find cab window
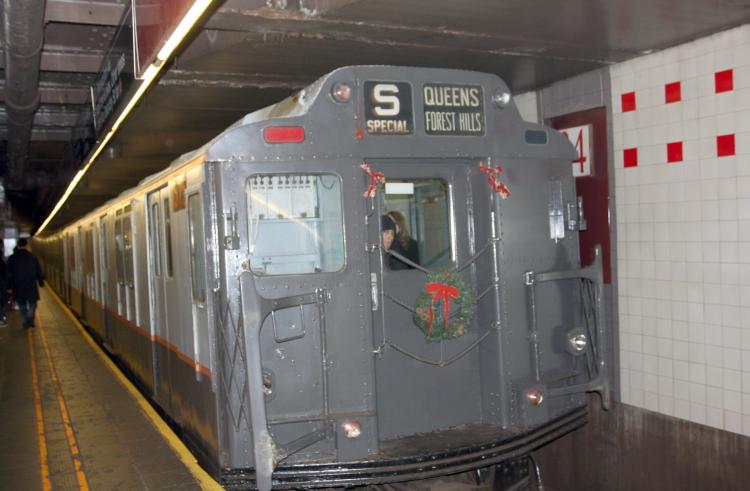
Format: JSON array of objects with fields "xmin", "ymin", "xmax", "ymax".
[
  {"xmin": 381, "ymin": 178, "xmax": 452, "ymax": 270},
  {"xmin": 246, "ymin": 173, "xmax": 345, "ymax": 275}
]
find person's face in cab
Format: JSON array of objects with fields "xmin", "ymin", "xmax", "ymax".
[{"xmin": 382, "ymin": 229, "xmax": 395, "ymax": 251}]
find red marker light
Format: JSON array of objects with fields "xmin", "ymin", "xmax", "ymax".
[{"xmin": 263, "ymin": 126, "xmax": 305, "ymax": 144}]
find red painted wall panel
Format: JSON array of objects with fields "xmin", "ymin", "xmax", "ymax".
[{"xmin": 550, "ymin": 107, "xmax": 612, "ymax": 284}]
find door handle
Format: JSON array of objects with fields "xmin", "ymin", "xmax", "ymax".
[{"xmin": 370, "ymin": 273, "xmax": 379, "ymax": 311}]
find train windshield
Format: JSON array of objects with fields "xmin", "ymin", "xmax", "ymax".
[{"xmin": 246, "ymin": 173, "xmax": 345, "ymax": 275}]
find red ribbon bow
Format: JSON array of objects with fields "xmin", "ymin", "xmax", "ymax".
[
  {"xmin": 425, "ymin": 282, "xmax": 460, "ymax": 336},
  {"xmin": 360, "ymin": 163, "xmax": 385, "ymax": 198},
  {"xmin": 478, "ymin": 162, "xmax": 511, "ymax": 199}
]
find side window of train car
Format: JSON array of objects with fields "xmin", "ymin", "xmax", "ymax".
[
  {"xmin": 99, "ymin": 216, "xmax": 107, "ymax": 270},
  {"xmin": 122, "ymin": 205, "xmax": 134, "ymax": 287},
  {"xmin": 381, "ymin": 178, "xmax": 453, "ymax": 270},
  {"xmin": 77, "ymin": 226, "xmax": 83, "ymax": 266},
  {"xmin": 246, "ymin": 173, "xmax": 345, "ymax": 275},
  {"xmin": 164, "ymin": 198, "xmax": 174, "ymax": 277},
  {"xmin": 188, "ymin": 193, "xmax": 206, "ymax": 302},
  {"xmin": 114, "ymin": 211, "xmax": 124, "ymax": 284},
  {"xmin": 67, "ymin": 235, "xmax": 76, "ymax": 275},
  {"xmin": 86, "ymin": 228, "xmax": 95, "ymax": 296},
  {"xmin": 150, "ymin": 202, "xmax": 161, "ymax": 276}
]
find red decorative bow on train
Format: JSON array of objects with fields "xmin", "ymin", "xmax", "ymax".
[
  {"xmin": 424, "ymin": 282, "xmax": 459, "ymax": 336},
  {"xmin": 478, "ymin": 162, "xmax": 511, "ymax": 199},
  {"xmin": 360, "ymin": 163, "xmax": 385, "ymax": 198}
]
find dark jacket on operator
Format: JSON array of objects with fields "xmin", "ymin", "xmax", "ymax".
[
  {"xmin": 389, "ymin": 238, "xmax": 420, "ymax": 270},
  {"xmin": 7, "ymin": 248, "xmax": 44, "ymax": 302}
]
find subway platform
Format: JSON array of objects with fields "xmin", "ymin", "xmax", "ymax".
[{"xmin": 0, "ymin": 288, "xmax": 221, "ymax": 490}]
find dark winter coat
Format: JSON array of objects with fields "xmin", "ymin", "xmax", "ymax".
[
  {"xmin": 7, "ymin": 249, "xmax": 44, "ymax": 302},
  {"xmin": 389, "ymin": 238, "xmax": 420, "ymax": 270}
]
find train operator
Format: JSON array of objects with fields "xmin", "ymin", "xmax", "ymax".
[{"xmin": 382, "ymin": 213, "xmax": 420, "ymax": 270}]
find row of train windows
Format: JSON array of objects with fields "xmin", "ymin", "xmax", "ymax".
[{"xmin": 65, "ymin": 194, "xmax": 207, "ymax": 306}]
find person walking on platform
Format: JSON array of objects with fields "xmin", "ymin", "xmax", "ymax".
[{"xmin": 7, "ymin": 238, "xmax": 44, "ymax": 329}]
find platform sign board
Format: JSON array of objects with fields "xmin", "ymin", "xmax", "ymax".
[
  {"xmin": 90, "ymin": 22, "xmax": 135, "ymax": 134},
  {"xmin": 559, "ymin": 124, "xmax": 593, "ymax": 177},
  {"xmin": 132, "ymin": 0, "xmax": 194, "ymax": 79}
]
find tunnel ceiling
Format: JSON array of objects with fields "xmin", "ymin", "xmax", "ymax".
[{"xmin": 4, "ymin": 0, "xmax": 749, "ymax": 233}]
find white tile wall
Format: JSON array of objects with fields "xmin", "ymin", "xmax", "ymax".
[{"xmin": 612, "ymin": 24, "xmax": 750, "ymax": 436}]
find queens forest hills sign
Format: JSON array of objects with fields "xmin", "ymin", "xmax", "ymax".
[{"xmin": 365, "ymin": 82, "xmax": 484, "ymax": 136}]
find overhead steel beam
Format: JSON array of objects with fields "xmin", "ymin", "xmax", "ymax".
[
  {"xmin": 0, "ymin": 107, "xmax": 89, "ymax": 127},
  {"xmin": 0, "ymin": 83, "xmax": 89, "ymax": 104},
  {"xmin": 220, "ymin": 0, "xmax": 362, "ymax": 16},
  {"xmin": 0, "ymin": 49, "xmax": 104, "ymax": 73},
  {"xmin": 0, "ymin": 128, "xmax": 72, "ymax": 141},
  {"xmin": 205, "ymin": 2, "xmax": 622, "ymax": 64},
  {"xmin": 41, "ymin": 49, "xmax": 104, "ymax": 73},
  {"xmin": 45, "ymin": 0, "xmax": 127, "ymax": 26},
  {"xmin": 160, "ymin": 69, "xmax": 310, "ymax": 90}
]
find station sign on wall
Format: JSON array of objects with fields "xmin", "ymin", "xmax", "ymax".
[{"xmin": 559, "ymin": 124, "xmax": 593, "ymax": 177}]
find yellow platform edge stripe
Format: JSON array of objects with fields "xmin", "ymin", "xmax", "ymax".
[
  {"xmin": 28, "ymin": 329, "xmax": 52, "ymax": 491},
  {"xmin": 47, "ymin": 289, "xmax": 223, "ymax": 490}
]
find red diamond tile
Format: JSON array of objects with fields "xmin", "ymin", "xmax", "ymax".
[
  {"xmin": 621, "ymin": 91, "xmax": 636, "ymax": 112},
  {"xmin": 667, "ymin": 141, "xmax": 683, "ymax": 163},
  {"xmin": 717, "ymin": 134, "xmax": 735, "ymax": 157},
  {"xmin": 624, "ymin": 148, "xmax": 638, "ymax": 168},
  {"xmin": 715, "ymin": 69, "xmax": 734, "ymax": 93},
  {"xmin": 665, "ymin": 81, "xmax": 681, "ymax": 104}
]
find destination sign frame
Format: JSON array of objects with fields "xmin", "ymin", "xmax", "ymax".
[{"xmin": 422, "ymin": 83, "xmax": 485, "ymax": 136}]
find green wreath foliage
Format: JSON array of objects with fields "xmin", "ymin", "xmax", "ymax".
[{"xmin": 413, "ymin": 271, "xmax": 476, "ymax": 342}]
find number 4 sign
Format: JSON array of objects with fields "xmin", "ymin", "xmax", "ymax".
[{"xmin": 560, "ymin": 124, "xmax": 592, "ymax": 177}]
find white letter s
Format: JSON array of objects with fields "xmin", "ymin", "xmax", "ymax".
[{"xmin": 373, "ymin": 84, "xmax": 400, "ymax": 117}]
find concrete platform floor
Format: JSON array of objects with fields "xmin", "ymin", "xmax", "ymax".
[{"xmin": 0, "ymin": 288, "xmax": 220, "ymax": 490}]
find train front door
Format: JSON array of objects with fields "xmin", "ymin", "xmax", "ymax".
[
  {"xmin": 147, "ymin": 188, "xmax": 172, "ymax": 407},
  {"xmin": 366, "ymin": 160, "xmax": 483, "ymax": 437}
]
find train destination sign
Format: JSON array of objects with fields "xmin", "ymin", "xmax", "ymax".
[
  {"xmin": 423, "ymin": 84, "xmax": 484, "ymax": 136},
  {"xmin": 364, "ymin": 81, "xmax": 414, "ymax": 135}
]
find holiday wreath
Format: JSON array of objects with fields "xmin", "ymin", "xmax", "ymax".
[{"xmin": 413, "ymin": 271, "xmax": 476, "ymax": 342}]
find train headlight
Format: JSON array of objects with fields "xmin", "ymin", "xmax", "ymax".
[
  {"xmin": 492, "ymin": 89, "xmax": 511, "ymax": 108},
  {"xmin": 524, "ymin": 388, "xmax": 544, "ymax": 407},
  {"xmin": 331, "ymin": 82, "xmax": 352, "ymax": 103},
  {"xmin": 341, "ymin": 419, "xmax": 362, "ymax": 439}
]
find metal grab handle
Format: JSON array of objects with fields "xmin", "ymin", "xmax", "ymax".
[{"xmin": 523, "ymin": 245, "xmax": 610, "ymax": 409}]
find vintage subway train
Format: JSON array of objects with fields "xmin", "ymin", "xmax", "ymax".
[{"xmin": 34, "ymin": 66, "xmax": 607, "ymax": 490}]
